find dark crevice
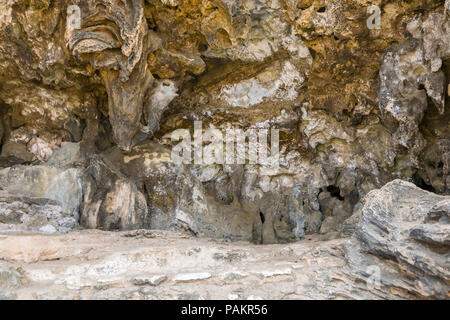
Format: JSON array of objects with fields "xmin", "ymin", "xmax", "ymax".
[
  {"xmin": 198, "ymin": 43, "xmax": 208, "ymax": 52},
  {"xmin": 309, "ymin": 48, "xmax": 316, "ymax": 59},
  {"xmin": 149, "ymin": 24, "xmax": 158, "ymax": 32},
  {"xmin": 413, "ymin": 173, "xmax": 436, "ymax": 193},
  {"xmin": 327, "ymin": 185, "xmax": 344, "ymax": 201},
  {"xmin": 259, "ymin": 211, "xmax": 265, "ymax": 224}
]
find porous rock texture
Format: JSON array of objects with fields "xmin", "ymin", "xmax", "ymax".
[{"xmin": 0, "ymin": 0, "xmax": 449, "ymax": 299}]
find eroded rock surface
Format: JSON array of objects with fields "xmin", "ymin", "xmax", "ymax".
[
  {"xmin": 0, "ymin": 0, "xmax": 448, "ymax": 261},
  {"xmin": 0, "ymin": 165, "xmax": 84, "ymax": 233},
  {"xmin": 345, "ymin": 180, "xmax": 450, "ymax": 299},
  {"xmin": 0, "ymin": 180, "xmax": 448, "ymax": 300}
]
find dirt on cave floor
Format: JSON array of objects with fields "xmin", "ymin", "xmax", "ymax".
[{"xmin": 0, "ymin": 229, "xmax": 376, "ymax": 300}]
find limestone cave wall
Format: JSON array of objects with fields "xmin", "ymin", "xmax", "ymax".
[{"xmin": 0, "ymin": 0, "xmax": 448, "ymax": 244}]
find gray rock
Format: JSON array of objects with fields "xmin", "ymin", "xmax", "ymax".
[
  {"xmin": 98, "ymin": 142, "xmax": 257, "ymax": 241},
  {"xmin": 0, "ymin": 192, "xmax": 76, "ymax": 233},
  {"xmin": 80, "ymin": 157, "xmax": 148, "ymax": 230},
  {"xmin": 222, "ymin": 271, "xmax": 248, "ymax": 281},
  {"xmin": 320, "ymin": 216, "xmax": 339, "ymax": 234},
  {"xmin": 379, "ymin": 12, "xmax": 449, "ymax": 150},
  {"xmin": 47, "ymin": 142, "xmax": 82, "ymax": 168},
  {"xmin": 427, "ymin": 200, "xmax": 450, "ymax": 222},
  {"xmin": 345, "ymin": 180, "xmax": 450, "ymax": 299},
  {"xmin": 173, "ymin": 272, "xmax": 212, "ymax": 282},
  {"xmin": 0, "ymin": 267, "xmax": 22, "ymax": 290},
  {"xmin": 0, "ymin": 165, "xmax": 84, "ymax": 232},
  {"xmin": 421, "ymin": 140, "xmax": 450, "ymax": 194},
  {"xmin": 340, "ymin": 203, "xmax": 363, "ymax": 237}
]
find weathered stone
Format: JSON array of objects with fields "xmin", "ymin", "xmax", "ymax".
[
  {"xmin": 0, "ymin": 267, "xmax": 22, "ymax": 290},
  {"xmin": 133, "ymin": 275, "xmax": 167, "ymax": 286},
  {"xmin": 345, "ymin": 180, "xmax": 450, "ymax": 299},
  {"xmin": 80, "ymin": 157, "xmax": 148, "ymax": 230},
  {"xmin": 0, "ymin": 166, "xmax": 84, "ymax": 232},
  {"xmin": 47, "ymin": 142, "xmax": 82, "ymax": 168},
  {"xmin": 222, "ymin": 271, "xmax": 248, "ymax": 281},
  {"xmin": 66, "ymin": 0, "xmax": 155, "ymax": 151},
  {"xmin": 0, "ymin": 0, "xmax": 448, "ymax": 239},
  {"xmin": 99, "ymin": 142, "xmax": 257, "ymax": 240},
  {"xmin": 0, "ymin": 210, "xmax": 445, "ymax": 300},
  {"xmin": 173, "ymin": 272, "xmax": 212, "ymax": 283},
  {"xmin": 252, "ymin": 268, "xmax": 292, "ymax": 278},
  {"xmin": 0, "ymin": 0, "xmax": 448, "ymax": 301},
  {"xmin": 379, "ymin": 12, "xmax": 449, "ymax": 150},
  {"xmin": 1, "ymin": 141, "xmax": 34, "ymax": 163},
  {"xmin": 0, "ymin": 191, "xmax": 76, "ymax": 233},
  {"xmin": 340, "ymin": 204, "xmax": 362, "ymax": 237}
]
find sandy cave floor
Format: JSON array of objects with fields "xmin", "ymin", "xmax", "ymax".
[{"xmin": 0, "ymin": 230, "xmax": 374, "ymax": 300}]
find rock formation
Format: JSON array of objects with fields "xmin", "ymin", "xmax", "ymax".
[
  {"xmin": 346, "ymin": 180, "xmax": 449, "ymax": 299},
  {"xmin": 0, "ymin": 0, "xmax": 449, "ymax": 299}
]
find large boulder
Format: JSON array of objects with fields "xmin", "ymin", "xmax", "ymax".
[{"xmin": 345, "ymin": 180, "xmax": 450, "ymax": 299}]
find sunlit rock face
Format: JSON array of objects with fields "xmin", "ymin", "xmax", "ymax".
[{"xmin": 0, "ymin": 0, "xmax": 448, "ymax": 245}]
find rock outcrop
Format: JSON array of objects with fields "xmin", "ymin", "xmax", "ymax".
[{"xmin": 345, "ymin": 180, "xmax": 450, "ymax": 299}]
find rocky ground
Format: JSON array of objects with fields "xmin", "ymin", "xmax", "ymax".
[{"xmin": 0, "ymin": 231, "xmax": 358, "ymax": 300}]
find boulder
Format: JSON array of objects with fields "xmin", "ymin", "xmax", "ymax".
[
  {"xmin": 98, "ymin": 142, "xmax": 257, "ymax": 241},
  {"xmin": 345, "ymin": 180, "xmax": 450, "ymax": 299},
  {"xmin": 0, "ymin": 165, "xmax": 84, "ymax": 232}
]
